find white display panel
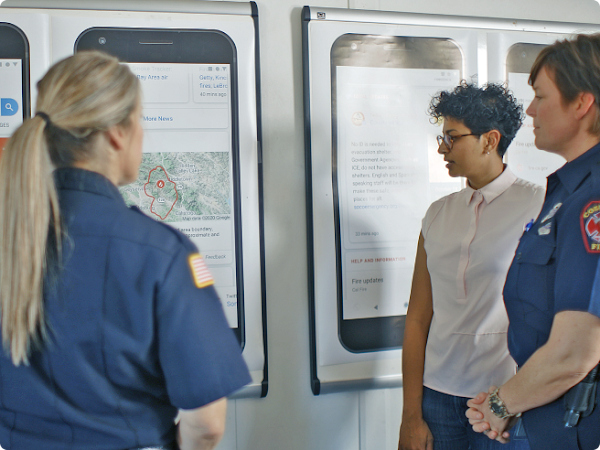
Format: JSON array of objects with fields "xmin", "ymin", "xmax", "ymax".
[
  {"xmin": 304, "ymin": 6, "xmax": 600, "ymax": 395},
  {"xmin": 121, "ymin": 62, "xmax": 239, "ymax": 328},
  {"xmin": 53, "ymin": 8, "xmax": 265, "ymax": 392},
  {"xmin": 0, "ymin": 59, "xmax": 22, "ymax": 152},
  {"xmin": 305, "ymin": 11, "xmax": 479, "ymax": 393},
  {"xmin": 336, "ymin": 66, "xmax": 461, "ymax": 321},
  {"xmin": 0, "ymin": 4, "xmax": 266, "ymax": 400},
  {"xmin": 506, "ymin": 71, "xmax": 565, "ymax": 185},
  {"xmin": 0, "ymin": 14, "xmax": 49, "ymax": 155},
  {"xmin": 487, "ymin": 33, "xmax": 572, "ymax": 186}
]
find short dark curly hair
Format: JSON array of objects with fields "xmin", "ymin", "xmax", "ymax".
[{"xmin": 428, "ymin": 82, "xmax": 525, "ymax": 158}]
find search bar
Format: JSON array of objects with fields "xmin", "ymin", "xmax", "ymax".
[{"xmin": 142, "ymin": 108, "xmax": 228, "ymax": 130}]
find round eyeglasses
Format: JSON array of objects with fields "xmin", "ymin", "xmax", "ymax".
[{"xmin": 436, "ymin": 133, "xmax": 480, "ymax": 150}]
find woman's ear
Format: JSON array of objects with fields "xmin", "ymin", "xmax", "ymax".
[
  {"xmin": 104, "ymin": 123, "xmax": 128, "ymax": 153},
  {"xmin": 573, "ymin": 92, "xmax": 596, "ymax": 120},
  {"xmin": 483, "ymin": 130, "xmax": 501, "ymax": 155}
]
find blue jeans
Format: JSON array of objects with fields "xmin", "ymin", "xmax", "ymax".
[{"xmin": 422, "ymin": 386, "xmax": 530, "ymax": 450}]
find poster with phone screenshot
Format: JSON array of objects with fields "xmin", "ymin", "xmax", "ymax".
[
  {"xmin": 335, "ymin": 66, "xmax": 461, "ymax": 321},
  {"xmin": 0, "ymin": 59, "xmax": 23, "ymax": 154},
  {"xmin": 119, "ymin": 62, "xmax": 239, "ymax": 327},
  {"xmin": 506, "ymin": 72, "xmax": 564, "ymax": 185}
]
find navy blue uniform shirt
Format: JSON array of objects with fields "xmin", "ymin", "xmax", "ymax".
[
  {"xmin": 0, "ymin": 168, "xmax": 250, "ymax": 450},
  {"xmin": 504, "ymin": 142, "xmax": 600, "ymax": 450}
]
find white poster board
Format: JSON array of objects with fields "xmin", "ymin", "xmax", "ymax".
[
  {"xmin": 0, "ymin": 11, "xmax": 48, "ymax": 151},
  {"xmin": 304, "ymin": 7, "xmax": 479, "ymax": 394},
  {"xmin": 486, "ymin": 31, "xmax": 579, "ymax": 186},
  {"xmin": 303, "ymin": 6, "xmax": 600, "ymax": 394},
  {"xmin": 0, "ymin": 1, "xmax": 267, "ymax": 398}
]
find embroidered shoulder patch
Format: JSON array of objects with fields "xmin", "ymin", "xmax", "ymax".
[
  {"xmin": 188, "ymin": 253, "xmax": 214, "ymax": 288},
  {"xmin": 581, "ymin": 201, "xmax": 600, "ymax": 253}
]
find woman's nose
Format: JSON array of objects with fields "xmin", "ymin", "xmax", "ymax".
[{"xmin": 526, "ymin": 100, "xmax": 535, "ymax": 117}]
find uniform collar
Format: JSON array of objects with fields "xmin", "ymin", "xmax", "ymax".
[
  {"xmin": 465, "ymin": 165, "xmax": 517, "ymax": 205},
  {"xmin": 553, "ymin": 141, "xmax": 600, "ymax": 194},
  {"xmin": 54, "ymin": 167, "xmax": 125, "ymax": 204}
]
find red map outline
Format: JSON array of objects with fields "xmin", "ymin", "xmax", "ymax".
[{"xmin": 143, "ymin": 166, "xmax": 178, "ymax": 220}]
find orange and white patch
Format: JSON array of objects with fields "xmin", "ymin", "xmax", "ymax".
[{"xmin": 188, "ymin": 253, "xmax": 214, "ymax": 288}]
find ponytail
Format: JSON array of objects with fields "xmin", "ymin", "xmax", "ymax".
[
  {"xmin": 0, "ymin": 50, "xmax": 139, "ymax": 365},
  {"xmin": 0, "ymin": 115, "xmax": 61, "ymax": 365}
]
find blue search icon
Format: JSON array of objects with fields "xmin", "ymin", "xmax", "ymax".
[{"xmin": 1, "ymin": 98, "xmax": 18, "ymax": 116}]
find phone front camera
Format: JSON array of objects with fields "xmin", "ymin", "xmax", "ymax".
[{"xmin": 99, "ymin": 37, "xmax": 107, "ymax": 45}]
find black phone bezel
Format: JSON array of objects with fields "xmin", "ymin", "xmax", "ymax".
[
  {"xmin": 506, "ymin": 42, "xmax": 546, "ymax": 75},
  {"xmin": 74, "ymin": 27, "xmax": 245, "ymax": 348},
  {"xmin": 0, "ymin": 22, "xmax": 30, "ymax": 122},
  {"xmin": 331, "ymin": 34, "xmax": 462, "ymax": 352}
]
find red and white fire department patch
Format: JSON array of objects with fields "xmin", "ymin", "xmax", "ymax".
[
  {"xmin": 581, "ymin": 201, "xmax": 600, "ymax": 253},
  {"xmin": 188, "ymin": 253, "xmax": 214, "ymax": 288}
]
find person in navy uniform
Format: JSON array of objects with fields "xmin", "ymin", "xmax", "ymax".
[
  {"xmin": 466, "ymin": 34, "xmax": 600, "ymax": 450},
  {"xmin": 0, "ymin": 51, "xmax": 250, "ymax": 450}
]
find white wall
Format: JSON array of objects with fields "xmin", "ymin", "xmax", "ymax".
[{"xmin": 232, "ymin": 2, "xmax": 362, "ymax": 448}]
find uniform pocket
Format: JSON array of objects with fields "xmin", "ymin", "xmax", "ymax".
[{"xmin": 514, "ymin": 235, "xmax": 555, "ymax": 312}]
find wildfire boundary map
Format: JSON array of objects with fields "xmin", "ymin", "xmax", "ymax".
[{"xmin": 120, "ymin": 151, "xmax": 231, "ymax": 222}]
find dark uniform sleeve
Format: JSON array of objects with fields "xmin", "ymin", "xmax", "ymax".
[
  {"xmin": 554, "ymin": 194, "xmax": 600, "ymax": 317},
  {"xmin": 589, "ymin": 258, "xmax": 600, "ymax": 319},
  {"xmin": 529, "ymin": 198, "xmax": 600, "ymax": 450},
  {"xmin": 155, "ymin": 242, "xmax": 250, "ymax": 410}
]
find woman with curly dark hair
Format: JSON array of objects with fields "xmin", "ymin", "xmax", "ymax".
[{"xmin": 398, "ymin": 82, "xmax": 544, "ymax": 450}]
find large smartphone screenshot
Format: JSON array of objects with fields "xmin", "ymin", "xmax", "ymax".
[
  {"xmin": 332, "ymin": 35, "xmax": 462, "ymax": 351},
  {"xmin": 0, "ymin": 23, "xmax": 29, "ymax": 155},
  {"xmin": 75, "ymin": 29, "xmax": 244, "ymax": 344}
]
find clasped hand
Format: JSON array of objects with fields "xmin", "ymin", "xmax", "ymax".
[{"xmin": 465, "ymin": 386, "xmax": 515, "ymax": 444}]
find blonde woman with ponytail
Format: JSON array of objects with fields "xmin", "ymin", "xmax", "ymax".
[{"xmin": 0, "ymin": 51, "xmax": 249, "ymax": 450}]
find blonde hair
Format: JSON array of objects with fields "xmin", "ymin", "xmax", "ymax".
[{"xmin": 0, "ymin": 51, "xmax": 140, "ymax": 365}]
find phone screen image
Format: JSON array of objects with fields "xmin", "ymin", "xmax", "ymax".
[
  {"xmin": 75, "ymin": 29, "xmax": 243, "ymax": 343},
  {"xmin": 505, "ymin": 43, "xmax": 564, "ymax": 186},
  {"xmin": 123, "ymin": 62, "xmax": 238, "ymax": 329},
  {"xmin": 331, "ymin": 35, "xmax": 462, "ymax": 352},
  {"xmin": 0, "ymin": 23, "xmax": 29, "ymax": 155}
]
